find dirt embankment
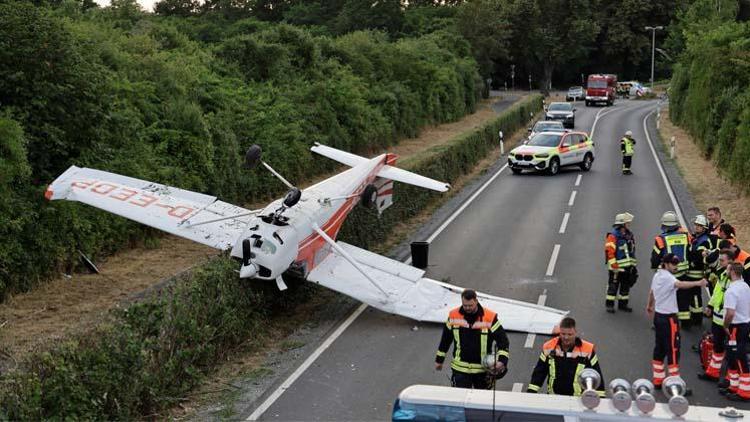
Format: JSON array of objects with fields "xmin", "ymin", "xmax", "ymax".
[
  {"xmin": 0, "ymin": 94, "xmax": 527, "ymax": 367},
  {"xmin": 658, "ymin": 105, "xmax": 750, "ymax": 246}
]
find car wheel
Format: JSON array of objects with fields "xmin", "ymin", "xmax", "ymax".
[
  {"xmin": 580, "ymin": 153, "xmax": 593, "ymax": 171},
  {"xmin": 547, "ymin": 158, "xmax": 560, "ymax": 176},
  {"xmin": 511, "ymin": 167, "xmax": 523, "ymax": 175}
]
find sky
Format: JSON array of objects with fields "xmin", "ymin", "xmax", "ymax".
[{"xmin": 94, "ymin": 0, "xmax": 157, "ymax": 12}]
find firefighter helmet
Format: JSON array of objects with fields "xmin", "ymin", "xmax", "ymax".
[
  {"xmin": 661, "ymin": 211, "xmax": 679, "ymax": 227},
  {"xmin": 614, "ymin": 214, "xmax": 627, "ymax": 225},
  {"xmin": 622, "ymin": 212, "xmax": 634, "ymax": 223},
  {"xmin": 693, "ymin": 214, "xmax": 708, "ymax": 227},
  {"xmin": 625, "ymin": 130, "xmax": 633, "ymax": 137}
]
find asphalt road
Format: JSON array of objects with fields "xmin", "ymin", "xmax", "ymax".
[{"xmin": 247, "ymin": 99, "xmax": 729, "ymax": 421}]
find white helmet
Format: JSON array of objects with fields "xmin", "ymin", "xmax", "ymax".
[
  {"xmin": 625, "ymin": 130, "xmax": 633, "ymax": 137},
  {"xmin": 693, "ymin": 214, "xmax": 708, "ymax": 227},
  {"xmin": 614, "ymin": 214, "xmax": 626, "ymax": 225},
  {"xmin": 661, "ymin": 211, "xmax": 679, "ymax": 227},
  {"xmin": 622, "ymin": 212, "xmax": 634, "ymax": 223}
]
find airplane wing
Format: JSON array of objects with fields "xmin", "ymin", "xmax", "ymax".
[
  {"xmin": 307, "ymin": 242, "xmax": 567, "ymax": 334},
  {"xmin": 310, "ymin": 144, "xmax": 450, "ymax": 193},
  {"xmin": 45, "ymin": 166, "xmax": 253, "ymax": 250}
]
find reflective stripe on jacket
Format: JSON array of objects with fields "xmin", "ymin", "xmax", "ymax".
[
  {"xmin": 605, "ymin": 231, "xmax": 636, "ymax": 270},
  {"xmin": 527, "ymin": 337, "xmax": 605, "ymax": 397},
  {"xmin": 651, "ymin": 228, "xmax": 691, "ymax": 276},
  {"xmin": 621, "ymin": 137, "xmax": 635, "ymax": 156},
  {"xmin": 436, "ymin": 305, "xmax": 510, "ymax": 374}
]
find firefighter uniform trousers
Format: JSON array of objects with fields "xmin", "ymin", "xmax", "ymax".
[
  {"xmin": 686, "ymin": 232, "xmax": 716, "ymax": 325},
  {"xmin": 726, "ymin": 323, "xmax": 750, "ymax": 398},
  {"xmin": 653, "ymin": 312, "xmax": 681, "ymax": 387}
]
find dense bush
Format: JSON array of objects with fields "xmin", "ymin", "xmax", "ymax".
[
  {"xmin": 0, "ymin": 1, "xmax": 481, "ymax": 300},
  {"xmin": 669, "ymin": 20, "xmax": 750, "ymax": 188},
  {"xmin": 0, "ymin": 96, "xmax": 541, "ymax": 420}
]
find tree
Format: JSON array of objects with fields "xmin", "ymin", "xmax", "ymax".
[
  {"xmin": 454, "ymin": 0, "xmax": 512, "ymax": 78},
  {"xmin": 154, "ymin": 0, "xmax": 201, "ymax": 16},
  {"xmin": 333, "ymin": 0, "xmax": 405, "ymax": 35}
]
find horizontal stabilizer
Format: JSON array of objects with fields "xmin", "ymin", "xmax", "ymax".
[
  {"xmin": 307, "ymin": 242, "xmax": 566, "ymax": 334},
  {"xmin": 45, "ymin": 166, "xmax": 251, "ymax": 250},
  {"xmin": 310, "ymin": 143, "xmax": 450, "ymax": 193}
]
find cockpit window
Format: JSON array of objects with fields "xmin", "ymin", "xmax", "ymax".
[{"xmin": 259, "ymin": 238, "xmax": 277, "ymax": 255}]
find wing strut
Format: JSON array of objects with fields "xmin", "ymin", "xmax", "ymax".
[{"xmin": 311, "ymin": 223, "xmax": 389, "ymax": 302}]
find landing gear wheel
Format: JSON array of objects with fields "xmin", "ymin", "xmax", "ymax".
[
  {"xmin": 580, "ymin": 153, "xmax": 593, "ymax": 171},
  {"xmin": 511, "ymin": 167, "xmax": 523, "ymax": 175},
  {"xmin": 360, "ymin": 184, "xmax": 378, "ymax": 209},
  {"xmin": 547, "ymin": 158, "xmax": 560, "ymax": 176}
]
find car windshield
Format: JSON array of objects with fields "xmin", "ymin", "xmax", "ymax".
[
  {"xmin": 534, "ymin": 122, "xmax": 563, "ymax": 132},
  {"xmin": 588, "ymin": 80, "xmax": 607, "ymax": 88},
  {"xmin": 548, "ymin": 103, "xmax": 572, "ymax": 111},
  {"xmin": 568, "ymin": 87, "xmax": 582, "ymax": 92},
  {"xmin": 527, "ymin": 133, "xmax": 561, "ymax": 147}
]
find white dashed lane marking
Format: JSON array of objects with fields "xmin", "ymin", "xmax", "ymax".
[
  {"xmin": 545, "ymin": 245, "xmax": 561, "ymax": 277},
  {"xmin": 568, "ymin": 190, "xmax": 577, "ymax": 207},
  {"xmin": 559, "ymin": 212, "xmax": 570, "ymax": 234}
]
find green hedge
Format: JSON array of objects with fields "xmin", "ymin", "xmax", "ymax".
[
  {"xmin": 0, "ymin": 95, "xmax": 541, "ymax": 420},
  {"xmin": 669, "ymin": 22, "xmax": 750, "ymax": 187},
  {"xmin": 0, "ymin": 2, "xmax": 481, "ymax": 300}
]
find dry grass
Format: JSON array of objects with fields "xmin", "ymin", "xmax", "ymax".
[
  {"xmin": 658, "ymin": 105, "xmax": 750, "ymax": 246},
  {"xmin": 0, "ymin": 96, "xmax": 524, "ymax": 367}
]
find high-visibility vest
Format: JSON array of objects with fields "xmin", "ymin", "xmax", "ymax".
[
  {"xmin": 446, "ymin": 307, "xmax": 502, "ymax": 374},
  {"xmin": 605, "ymin": 231, "xmax": 636, "ymax": 270},
  {"xmin": 709, "ymin": 269, "xmax": 730, "ymax": 327},
  {"xmin": 540, "ymin": 337, "xmax": 597, "ymax": 396},
  {"xmin": 621, "ymin": 137, "xmax": 635, "ymax": 156},
  {"xmin": 654, "ymin": 229, "xmax": 690, "ymax": 276}
]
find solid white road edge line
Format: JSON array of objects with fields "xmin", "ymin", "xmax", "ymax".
[
  {"xmin": 575, "ymin": 174, "xmax": 582, "ymax": 187},
  {"xmin": 246, "ymin": 303, "xmax": 368, "ymax": 420},
  {"xmin": 247, "ymin": 160, "xmax": 513, "ymax": 420},
  {"xmin": 524, "ymin": 290, "xmax": 548, "ymax": 348},
  {"xmin": 546, "ymin": 245, "xmax": 561, "ymax": 277},
  {"xmin": 559, "ymin": 212, "xmax": 570, "ymax": 234},
  {"xmin": 642, "ymin": 110, "xmax": 687, "ymax": 227},
  {"xmin": 568, "ymin": 190, "xmax": 577, "ymax": 207},
  {"xmin": 512, "ymin": 383, "xmax": 524, "ymax": 392}
]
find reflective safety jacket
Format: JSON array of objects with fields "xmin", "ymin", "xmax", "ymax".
[
  {"xmin": 735, "ymin": 248, "xmax": 750, "ymax": 284},
  {"xmin": 435, "ymin": 305, "xmax": 510, "ymax": 374},
  {"xmin": 621, "ymin": 136, "xmax": 635, "ymax": 156},
  {"xmin": 708, "ymin": 268, "xmax": 730, "ymax": 327},
  {"xmin": 651, "ymin": 227, "xmax": 691, "ymax": 277},
  {"xmin": 686, "ymin": 232, "xmax": 718, "ymax": 280},
  {"xmin": 605, "ymin": 229, "xmax": 636, "ymax": 271},
  {"xmin": 527, "ymin": 337, "xmax": 605, "ymax": 397}
]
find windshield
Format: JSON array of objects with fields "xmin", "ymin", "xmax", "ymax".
[
  {"xmin": 548, "ymin": 103, "xmax": 572, "ymax": 111},
  {"xmin": 588, "ymin": 80, "xmax": 607, "ymax": 88},
  {"xmin": 527, "ymin": 133, "xmax": 561, "ymax": 147},
  {"xmin": 568, "ymin": 87, "xmax": 582, "ymax": 92},
  {"xmin": 259, "ymin": 238, "xmax": 277, "ymax": 255},
  {"xmin": 534, "ymin": 122, "xmax": 563, "ymax": 132}
]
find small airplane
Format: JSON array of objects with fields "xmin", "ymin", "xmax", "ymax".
[{"xmin": 46, "ymin": 143, "xmax": 566, "ymax": 334}]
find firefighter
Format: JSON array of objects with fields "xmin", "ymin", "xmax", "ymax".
[
  {"xmin": 728, "ymin": 244, "xmax": 750, "ymax": 284},
  {"xmin": 698, "ymin": 249, "xmax": 733, "ymax": 384},
  {"xmin": 621, "ymin": 130, "xmax": 636, "ymax": 175},
  {"xmin": 605, "ymin": 213, "xmax": 637, "ymax": 312},
  {"xmin": 721, "ymin": 262, "xmax": 750, "ymax": 401},
  {"xmin": 707, "ymin": 207, "xmax": 726, "ymax": 237},
  {"xmin": 527, "ymin": 316, "xmax": 605, "ymax": 397},
  {"xmin": 435, "ymin": 289, "xmax": 510, "ymax": 389},
  {"xmin": 686, "ymin": 215, "xmax": 718, "ymax": 325},
  {"xmin": 651, "ymin": 211, "xmax": 693, "ymax": 326},
  {"xmin": 646, "ymin": 253, "xmax": 707, "ymax": 390}
]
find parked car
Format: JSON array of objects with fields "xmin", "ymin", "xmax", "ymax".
[
  {"xmin": 508, "ymin": 131, "xmax": 595, "ymax": 175},
  {"xmin": 629, "ymin": 82, "xmax": 652, "ymax": 97},
  {"xmin": 527, "ymin": 120, "xmax": 565, "ymax": 139},
  {"xmin": 545, "ymin": 102, "xmax": 576, "ymax": 128},
  {"xmin": 566, "ymin": 86, "xmax": 584, "ymax": 101}
]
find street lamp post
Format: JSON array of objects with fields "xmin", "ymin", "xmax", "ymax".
[
  {"xmin": 511, "ymin": 64, "xmax": 515, "ymax": 90},
  {"xmin": 528, "ymin": 74, "xmax": 532, "ymax": 92},
  {"xmin": 645, "ymin": 26, "xmax": 664, "ymax": 89}
]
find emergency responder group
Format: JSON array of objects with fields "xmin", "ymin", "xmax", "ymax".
[{"xmin": 435, "ymin": 203, "xmax": 750, "ymax": 402}]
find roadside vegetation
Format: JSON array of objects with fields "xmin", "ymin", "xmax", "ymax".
[{"xmin": 0, "ymin": 96, "xmax": 541, "ymax": 420}]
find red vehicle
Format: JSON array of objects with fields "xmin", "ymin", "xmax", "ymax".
[{"xmin": 585, "ymin": 74, "xmax": 617, "ymax": 106}]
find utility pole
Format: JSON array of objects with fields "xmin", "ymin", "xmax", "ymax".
[
  {"xmin": 645, "ymin": 26, "xmax": 664, "ymax": 89},
  {"xmin": 528, "ymin": 74, "xmax": 532, "ymax": 92},
  {"xmin": 511, "ymin": 64, "xmax": 515, "ymax": 90}
]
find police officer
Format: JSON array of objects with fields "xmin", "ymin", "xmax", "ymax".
[
  {"xmin": 621, "ymin": 130, "xmax": 636, "ymax": 175},
  {"xmin": 527, "ymin": 316, "xmax": 605, "ymax": 397},
  {"xmin": 686, "ymin": 215, "xmax": 718, "ymax": 325},
  {"xmin": 647, "ymin": 253, "xmax": 707, "ymax": 390},
  {"xmin": 698, "ymin": 249, "xmax": 733, "ymax": 384},
  {"xmin": 722, "ymin": 262, "xmax": 750, "ymax": 401},
  {"xmin": 435, "ymin": 289, "xmax": 510, "ymax": 389},
  {"xmin": 651, "ymin": 211, "xmax": 693, "ymax": 326},
  {"xmin": 605, "ymin": 213, "xmax": 637, "ymax": 312}
]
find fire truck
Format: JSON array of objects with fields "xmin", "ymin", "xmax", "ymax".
[{"xmin": 585, "ymin": 74, "xmax": 617, "ymax": 106}]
